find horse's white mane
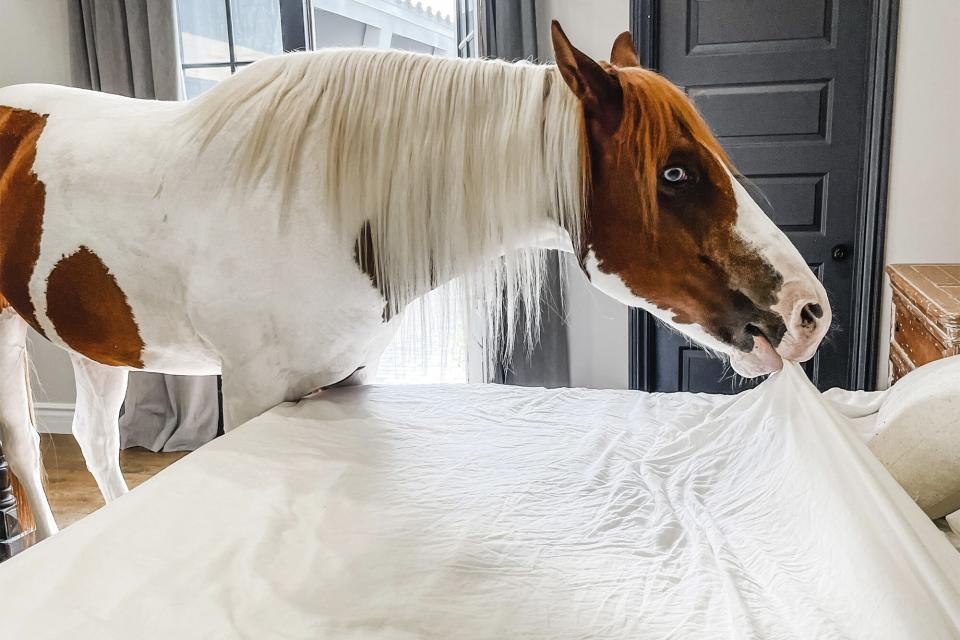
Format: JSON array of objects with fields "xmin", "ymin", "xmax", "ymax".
[{"xmin": 182, "ymin": 48, "xmax": 585, "ymax": 353}]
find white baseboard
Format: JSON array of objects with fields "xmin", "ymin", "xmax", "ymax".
[{"xmin": 34, "ymin": 402, "xmax": 75, "ymax": 435}]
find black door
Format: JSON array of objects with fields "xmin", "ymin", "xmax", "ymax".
[{"xmin": 633, "ymin": 0, "xmax": 875, "ymax": 392}]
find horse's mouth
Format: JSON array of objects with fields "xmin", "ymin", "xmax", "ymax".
[{"xmin": 729, "ymin": 333, "xmax": 784, "ymax": 378}]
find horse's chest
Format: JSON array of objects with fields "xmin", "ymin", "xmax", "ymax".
[{"xmin": 133, "ymin": 220, "xmax": 391, "ymax": 380}]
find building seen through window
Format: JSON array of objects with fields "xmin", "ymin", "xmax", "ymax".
[{"xmin": 178, "ymin": 0, "xmax": 460, "ymax": 98}]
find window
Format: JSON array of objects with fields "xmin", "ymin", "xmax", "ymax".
[
  {"xmin": 177, "ymin": 0, "xmax": 283, "ymax": 98},
  {"xmin": 374, "ymin": 288, "xmax": 471, "ymax": 384},
  {"xmin": 176, "ymin": 0, "xmax": 479, "ymax": 383},
  {"xmin": 178, "ymin": 1, "xmax": 477, "ymax": 97},
  {"xmin": 309, "ymin": 0, "xmax": 458, "ymax": 56}
]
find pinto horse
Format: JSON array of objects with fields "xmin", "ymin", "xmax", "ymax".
[{"xmin": 0, "ymin": 24, "xmax": 829, "ymax": 539}]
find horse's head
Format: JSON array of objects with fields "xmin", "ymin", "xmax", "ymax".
[{"xmin": 552, "ymin": 23, "xmax": 830, "ymax": 377}]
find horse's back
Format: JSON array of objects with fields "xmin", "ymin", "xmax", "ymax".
[{"xmin": 0, "ymin": 82, "xmax": 161, "ymax": 114}]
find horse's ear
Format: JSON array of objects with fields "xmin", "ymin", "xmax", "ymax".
[
  {"xmin": 610, "ymin": 32, "xmax": 640, "ymax": 68},
  {"xmin": 551, "ymin": 21, "xmax": 622, "ymax": 134}
]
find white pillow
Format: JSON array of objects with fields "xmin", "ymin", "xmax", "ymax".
[{"xmin": 869, "ymin": 355, "xmax": 960, "ymax": 519}]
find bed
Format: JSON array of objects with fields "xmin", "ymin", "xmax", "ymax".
[{"xmin": 1, "ymin": 363, "xmax": 958, "ymax": 639}]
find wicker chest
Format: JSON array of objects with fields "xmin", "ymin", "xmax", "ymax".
[{"xmin": 886, "ymin": 264, "xmax": 960, "ymax": 384}]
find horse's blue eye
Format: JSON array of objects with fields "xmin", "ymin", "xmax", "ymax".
[{"xmin": 662, "ymin": 166, "xmax": 688, "ymax": 183}]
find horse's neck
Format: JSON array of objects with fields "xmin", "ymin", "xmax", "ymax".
[
  {"xmin": 317, "ymin": 53, "xmax": 583, "ymax": 315},
  {"xmin": 393, "ymin": 218, "xmax": 574, "ymax": 312},
  {"xmin": 181, "ymin": 51, "xmax": 584, "ymax": 326}
]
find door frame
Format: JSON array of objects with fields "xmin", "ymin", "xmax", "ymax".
[{"xmin": 627, "ymin": 0, "xmax": 900, "ymax": 391}]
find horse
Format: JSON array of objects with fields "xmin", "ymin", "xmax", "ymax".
[{"xmin": 0, "ymin": 23, "xmax": 830, "ymax": 540}]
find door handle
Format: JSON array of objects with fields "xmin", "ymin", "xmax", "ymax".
[{"xmin": 831, "ymin": 244, "xmax": 851, "ymax": 261}]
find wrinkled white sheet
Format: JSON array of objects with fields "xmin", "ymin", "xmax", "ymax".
[{"xmin": 2, "ymin": 363, "xmax": 959, "ymax": 639}]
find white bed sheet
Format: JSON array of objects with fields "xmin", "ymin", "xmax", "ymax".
[{"xmin": 1, "ymin": 364, "xmax": 959, "ymax": 639}]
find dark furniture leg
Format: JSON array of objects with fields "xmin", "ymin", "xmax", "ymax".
[{"xmin": 0, "ymin": 447, "xmax": 34, "ymax": 561}]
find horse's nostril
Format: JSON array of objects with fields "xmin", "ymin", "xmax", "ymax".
[
  {"xmin": 744, "ymin": 321, "xmax": 784, "ymax": 347},
  {"xmin": 744, "ymin": 323, "xmax": 763, "ymax": 338},
  {"xmin": 800, "ymin": 303, "xmax": 822, "ymax": 327}
]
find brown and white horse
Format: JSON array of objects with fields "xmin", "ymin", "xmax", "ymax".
[{"xmin": 0, "ymin": 24, "xmax": 829, "ymax": 539}]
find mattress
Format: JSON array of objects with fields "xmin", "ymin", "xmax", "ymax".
[{"xmin": 1, "ymin": 363, "xmax": 958, "ymax": 639}]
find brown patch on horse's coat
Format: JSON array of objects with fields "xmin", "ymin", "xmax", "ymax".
[
  {"xmin": 46, "ymin": 246, "xmax": 145, "ymax": 368},
  {"xmin": 0, "ymin": 107, "xmax": 49, "ymax": 335},
  {"xmin": 354, "ymin": 221, "xmax": 392, "ymax": 321},
  {"xmin": 552, "ymin": 26, "xmax": 786, "ymax": 352}
]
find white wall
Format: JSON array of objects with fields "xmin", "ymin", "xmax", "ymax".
[
  {"xmin": 536, "ymin": 0, "xmax": 631, "ymax": 389},
  {"xmin": 877, "ymin": 0, "xmax": 960, "ymax": 387},
  {"xmin": 0, "ymin": 2, "xmax": 74, "ymax": 88},
  {"xmin": 1, "ymin": 1, "xmax": 79, "ymax": 407}
]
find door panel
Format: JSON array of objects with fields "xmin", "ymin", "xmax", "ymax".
[
  {"xmin": 689, "ymin": 81, "xmax": 831, "ymax": 140},
  {"xmin": 690, "ymin": 0, "xmax": 833, "ymax": 51},
  {"xmin": 644, "ymin": 0, "xmax": 870, "ymax": 392},
  {"xmin": 745, "ymin": 173, "xmax": 826, "ymax": 230}
]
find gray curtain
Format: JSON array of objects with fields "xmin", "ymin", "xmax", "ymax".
[
  {"xmin": 119, "ymin": 375, "xmax": 220, "ymax": 452},
  {"xmin": 71, "ymin": 0, "xmax": 219, "ymax": 452},
  {"xmin": 71, "ymin": 0, "xmax": 184, "ymax": 100},
  {"xmin": 480, "ymin": 0, "xmax": 538, "ymax": 61},
  {"xmin": 481, "ymin": 0, "xmax": 571, "ymax": 388}
]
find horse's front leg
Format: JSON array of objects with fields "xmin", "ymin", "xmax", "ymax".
[{"xmin": 69, "ymin": 354, "xmax": 129, "ymax": 502}]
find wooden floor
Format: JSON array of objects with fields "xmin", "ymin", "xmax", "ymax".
[{"xmin": 39, "ymin": 433, "xmax": 188, "ymax": 528}]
